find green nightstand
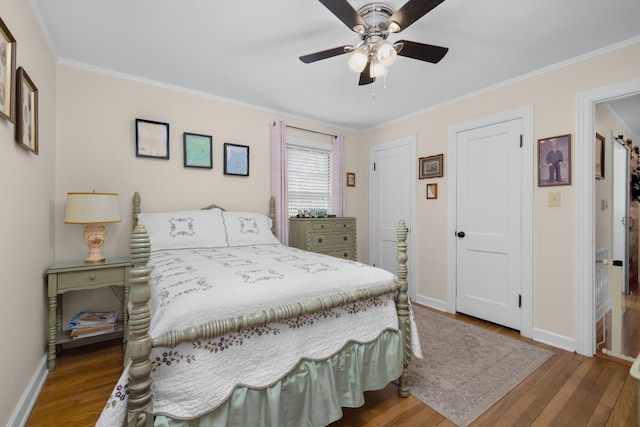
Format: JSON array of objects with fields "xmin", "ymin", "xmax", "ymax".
[{"xmin": 46, "ymin": 257, "xmax": 131, "ymax": 371}]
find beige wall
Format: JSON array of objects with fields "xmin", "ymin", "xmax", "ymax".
[
  {"xmin": 358, "ymin": 43, "xmax": 640, "ymax": 343},
  {"xmin": 0, "ymin": 1, "xmax": 57, "ymax": 425}
]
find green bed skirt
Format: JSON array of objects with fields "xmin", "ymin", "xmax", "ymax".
[{"xmin": 154, "ymin": 328, "xmax": 403, "ymax": 427}]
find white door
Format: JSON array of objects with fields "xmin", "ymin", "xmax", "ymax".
[
  {"xmin": 456, "ymin": 119, "xmax": 522, "ymax": 330},
  {"xmin": 611, "ymin": 133, "xmax": 629, "ymax": 294},
  {"xmin": 371, "ymin": 137, "xmax": 415, "ymax": 295}
]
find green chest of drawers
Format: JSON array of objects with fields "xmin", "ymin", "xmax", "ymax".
[{"xmin": 289, "ymin": 217, "xmax": 356, "ymax": 261}]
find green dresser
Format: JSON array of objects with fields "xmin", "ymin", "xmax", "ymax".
[{"xmin": 289, "ymin": 217, "xmax": 357, "ymax": 261}]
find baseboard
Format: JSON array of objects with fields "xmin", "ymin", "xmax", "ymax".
[
  {"xmin": 6, "ymin": 353, "xmax": 48, "ymax": 427},
  {"xmin": 532, "ymin": 327, "xmax": 576, "ymax": 352},
  {"xmin": 412, "ymin": 294, "xmax": 447, "ymax": 312}
]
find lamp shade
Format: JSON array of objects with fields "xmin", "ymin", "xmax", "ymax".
[
  {"xmin": 376, "ymin": 41, "xmax": 397, "ymax": 66},
  {"xmin": 369, "ymin": 57, "xmax": 387, "ymax": 78},
  {"xmin": 348, "ymin": 46, "xmax": 369, "ymax": 73},
  {"xmin": 64, "ymin": 192, "xmax": 121, "ymax": 224}
]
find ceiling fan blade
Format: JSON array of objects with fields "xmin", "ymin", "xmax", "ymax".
[
  {"xmin": 387, "ymin": 0, "xmax": 446, "ymax": 32},
  {"xmin": 359, "ymin": 62, "xmax": 375, "ymax": 86},
  {"xmin": 396, "ymin": 40, "xmax": 448, "ymax": 63},
  {"xmin": 299, "ymin": 46, "xmax": 351, "ymax": 64},
  {"xmin": 319, "ymin": 0, "xmax": 368, "ymax": 32}
]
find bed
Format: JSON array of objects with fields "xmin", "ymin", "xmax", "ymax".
[{"xmin": 98, "ymin": 192, "xmax": 417, "ymax": 427}]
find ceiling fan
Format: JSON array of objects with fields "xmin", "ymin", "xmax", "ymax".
[{"xmin": 299, "ymin": 0, "xmax": 449, "ymax": 86}]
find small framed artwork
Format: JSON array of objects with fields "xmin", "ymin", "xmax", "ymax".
[
  {"xmin": 15, "ymin": 67, "xmax": 38, "ymax": 154},
  {"xmin": 538, "ymin": 134, "xmax": 571, "ymax": 186},
  {"xmin": 224, "ymin": 143, "xmax": 249, "ymax": 176},
  {"xmin": 346, "ymin": 172, "xmax": 356, "ymax": 187},
  {"xmin": 595, "ymin": 132, "xmax": 605, "ymax": 180},
  {"xmin": 183, "ymin": 132, "xmax": 212, "ymax": 169},
  {"xmin": 0, "ymin": 17, "xmax": 17, "ymax": 122},
  {"xmin": 419, "ymin": 154, "xmax": 444, "ymax": 179},
  {"xmin": 426, "ymin": 183, "xmax": 438, "ymax": 199},
  {"xmin": 135, "ymin": 118, "xmax": 169, "ymax": 159}
]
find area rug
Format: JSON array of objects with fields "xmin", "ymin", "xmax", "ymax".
[{"xmin": 408, "ymin": 306, "xmax": 553, "ymax": 426}]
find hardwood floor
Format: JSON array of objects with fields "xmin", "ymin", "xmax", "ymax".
[
  {"xmin": 25, "ymin": 308, "xmax": 638, "ymax": 427},
  {"xmin": 596, "ymin": 292, "xmax": 640, "ymax": 358}
]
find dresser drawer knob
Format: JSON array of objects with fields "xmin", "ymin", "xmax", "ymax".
[
  {"xmin": 89, "ymin": 274, "xmax": 97, "ymax": 281},
  {"xmin": 318, "ymin": 238, "xmax": 323, "ymax": 243},
  {"xmin": 343, "ymin": 236, "xmax": 347, "ymax": 241}
]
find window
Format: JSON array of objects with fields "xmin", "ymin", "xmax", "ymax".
[{"xmin": 286, "ymin": 139, "xmax": 332, "ymax": 218}]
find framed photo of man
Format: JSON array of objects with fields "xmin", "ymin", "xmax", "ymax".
[{"xmin": 538, "ymin": 134, "xmax": 571, "ymax": 187}]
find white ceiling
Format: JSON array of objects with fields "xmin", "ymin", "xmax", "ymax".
[{"xmin": 31, "ymin": 0, "xmax": 640, "ymax": 133}]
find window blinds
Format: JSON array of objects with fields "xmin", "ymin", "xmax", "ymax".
[{"xmin": 286, "ymin": 144, "xmax": 332, "ymax": 218}]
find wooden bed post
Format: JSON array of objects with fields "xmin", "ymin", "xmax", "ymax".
[
  {"xmin": 127, "ymin": 223, "xmax": 154, "ymax": 426},
  {"xmin": 269, "ymin": 196, "xmax": 276, "ymax": 235},
  {"xmin": 396, "ymin": 219, "xmax": 411, "ymax": 398},
  {"xmin": 132, "ymin": 191, "xmax": 141, "ymax": 229}
]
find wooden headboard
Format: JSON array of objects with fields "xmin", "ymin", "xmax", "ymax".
[{"xmin": 132, "ymin": 192, "xmax": 277, "ymax": 235}]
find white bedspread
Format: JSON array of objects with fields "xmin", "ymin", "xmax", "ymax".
[{"xmin": 98, "ymin": 244, "xmax": 418, "ymax": 424}]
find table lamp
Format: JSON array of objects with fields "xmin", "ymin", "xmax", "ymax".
[{"xmin": 64, "ymin": 191, "xmax": 121, "ymax": 263}]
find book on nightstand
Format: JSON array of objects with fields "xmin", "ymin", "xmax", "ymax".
[
  {"xmin": 69, "ymin": 323, "xmax": 117, "ymax": 338},
  {"xmin": 68, "ymin": 311, "xmax": 118, "ymax": 329},
  {"xmin": 67, "ymin": 311, "xmax": 118, "ymax": 339}
]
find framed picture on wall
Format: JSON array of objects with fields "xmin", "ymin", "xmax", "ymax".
[
  {"xmin": 419, "ymin": 154, "xmax": 444, "ymax": 179},
  {"xmin": 15, "ymin": 67, "xmax": 38, "ymax": 154},
  {"xmin": 595, "ymin": 132, "xmax": 605, "ymax": 180},
  {"xmin": 183, "ymin": 132, "xmax": 212, "ymax": 169},
  {"xmin": 426, "ymin": 183, "xmax": 438, "ymax": 199},
  {"xmin": 346, "ymin": 172, "xmax": 356, "ymax": 187},
  {"xmin": 0, "ymin": 17, "xmax": 17, "ymax": 122},
  {"xmin": 538, "ymin": 134, "xmax": 571, "ymax": 186},
  {"xmin": 224, "ymin": 143, "xmax": 249, "ymax": 176},
  {"xmin": 136, "ymin": 118, "xmax": 170, "ymax": 159}
]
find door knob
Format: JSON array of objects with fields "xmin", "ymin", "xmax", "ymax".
[{"xmin": 457, "ymin": 231, "xmax": 465, "ymax": 238}]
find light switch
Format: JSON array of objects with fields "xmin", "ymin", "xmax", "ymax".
[
  {"xmin": 601, "ymin": 199, "xmax": 608, "ymax": 210},
  {"xmin": 549, "ymin": 192, "xmax": 561, "ymax": 207}
]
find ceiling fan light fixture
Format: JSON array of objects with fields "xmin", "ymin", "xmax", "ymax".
[
  {"xmin": 387, "ymin": 20, "xmax": 401, "ymax": 33},
  {"xmin": 369, "ymin": 57, "xmax": 387, "ymax": 78},
  {"xmin": 348, "ymin": 46, "xmax": 369, "ymax": 73},
  {"xmin": 376, "ymin": 41, "xmax": 397, "ymax": 66},
  {"xmin": 352, "ymin": 24, "xmax": 367, "ymax": 35}
]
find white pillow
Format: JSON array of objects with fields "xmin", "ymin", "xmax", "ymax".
[
  {"xmin": 222, "ymin": 211, "xmax": 280, "ymax": 246},
  {"xmin": 137, "ymin": 209, "xmax": 228, "ymax": 251}
]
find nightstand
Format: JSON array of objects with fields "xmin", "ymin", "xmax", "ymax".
[
  {"xmin": 289, "ymin": 217, "xmax": 357, "ymax": 260},
  {"xmin": 46, "ymin": 257, "xmax": 131, "ymax": 371}
]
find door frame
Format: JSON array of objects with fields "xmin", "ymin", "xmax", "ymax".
[
  {"xmin": 447, "ymin": 105, "xmax": 534, "ymax": 338},
  {"xmin": 576, "ymin": 77, "xmax": 640, "ymax": 356},
  {"xmin": 369, "ymin": 135, "xmax": 417, "ymax": 301}
]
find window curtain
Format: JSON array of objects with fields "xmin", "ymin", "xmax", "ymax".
[
  {"xmin": 332, "ymin": 134, "xmax": 345, "ymax": 217},
  {"xmin": 271, "ymin": 120, "xmax": 288, "ymax": 244}
]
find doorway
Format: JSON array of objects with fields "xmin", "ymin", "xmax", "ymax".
[
  {"xmin": 576, "ymin": 76, "xmax": 640, "ymax": 357},
  {"xmin": 593, "ymin": 107, "xmax": 640, "ymax": 360}
]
